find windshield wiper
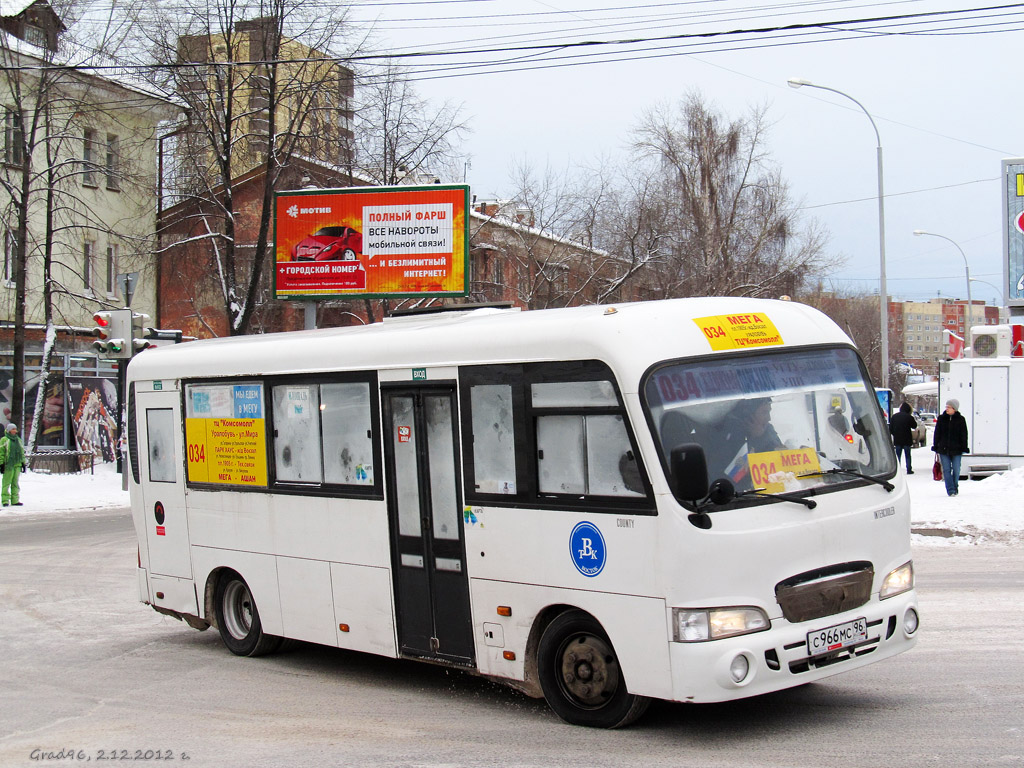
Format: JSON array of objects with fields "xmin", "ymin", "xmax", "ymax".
[
  {"xmin": 799, "ymin": 467, "xmax": 894, "ymax": 492},
  {"xmin": 734, "ymin": 488, "xmax": 817, "ymax": 509}
]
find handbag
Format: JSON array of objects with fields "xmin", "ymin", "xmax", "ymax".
[{"xmin": 932, "ymin": 457, "xmax": 943, "ymax": 481}]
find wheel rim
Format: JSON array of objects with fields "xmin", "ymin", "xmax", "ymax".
[
  {"xmin": 555, "ymin": 632, "xmax": 621, "ymax": 709},
  {"xmin": 222, "ymin": 580, "xmax": 253, "ymax": 640}
]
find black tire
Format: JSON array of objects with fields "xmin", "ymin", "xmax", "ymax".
[
  {"xmin": 537, "ymin": 610, "xmax": 649, "ymax": 728},
  {"xmin": 341, "ymin": 248, "xmax": 357, "ymax": 260},
  {"xmin": 214, "ymin": 572, "xmax": 282, "ymax": 657}
]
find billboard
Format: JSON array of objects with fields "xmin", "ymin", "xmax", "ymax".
[
  {"xmin": 66, "ymin": 376, "xmax": 118, "ymax": 463},
  {"xmin": 274, "ymin": 185, "xmax": 469, "ymax": 300},
  {"xmin": 1002, "ymin": 159, "xmax": 1024, "ymax": 308}
]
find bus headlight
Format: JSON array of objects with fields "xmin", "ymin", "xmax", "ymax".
[
  {"xmin": 672, "ymin": 607, "xmax": 770, "ymax": 642},
  {"xmin": 880, "ymin": 561, "xmax": 914, "ymax": 599}
]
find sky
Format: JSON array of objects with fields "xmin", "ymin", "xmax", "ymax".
[
  {"xmin": 4, "ymin": 450, "xmax": 1022, "ymax": 545},
  {"xmin": 343, "ymin": 0, "xmax": 1024, "ymax": 308}
]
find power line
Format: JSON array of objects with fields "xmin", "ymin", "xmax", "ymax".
[
  {"xmin": 797, "ymin": 177, "xmax": 1001, "ymax": 211},
  {"xmin": 5, "ymin": 2, "xmax": 1023, "ymax": 73}
]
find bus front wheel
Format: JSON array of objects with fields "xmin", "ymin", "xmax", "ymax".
[
  {"xmin": 214, "ymin": 572, "xmax": 282, "ymax": 657},
  {"xmin": 537, "ymin": 610, "xmax": 649, "ymax": 728}
]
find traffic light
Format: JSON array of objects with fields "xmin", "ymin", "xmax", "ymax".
[
  {"xmin": 91, "ymin": 308, "xmax": 132, "ymax": 358},
  {"xmin": 131, "ymin": 312, "xmax": 152, "ymax": 353}
]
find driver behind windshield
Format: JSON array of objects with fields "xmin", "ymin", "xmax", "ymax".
[{"xmin": 709, "ymin": 398, "xmax": 784, "ymax": 487}]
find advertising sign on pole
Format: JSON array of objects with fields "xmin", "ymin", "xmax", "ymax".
[
  {"xmin": 1002, "ymin": 158, "xmax": 1024, "ymax": 309},
  {"xmin": 274, "ymin": 184, "xmax": 470, "ymax": 300}
]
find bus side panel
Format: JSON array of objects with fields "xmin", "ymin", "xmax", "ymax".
[
  {"xmin": 129, "ymin": 482, "xmax": 150, "ymax": 602},
  {"xmin": 148, "ymin": 575, "xmax": 199, "ymax": 616},
  {"xmin": 191, "ymin": 546, "xmax": 284, "ymax": 637},
  {"xmin": 186, "ymin": 491, "xmax": 390, "ymax": 569},
  {"xmin": 278, "ymin": 557, "xmax": 338, "ymax": 647},
  {"xmin": 468, "ymin": 578, "xmax": 672, "ymax": 700},
  {"xmin": 330, "ymin": 563, "xmax": 398, "ymax": 657},
  {"xmin": 463, "ymin": 508, "xmax": 662, "ymax": 608}
]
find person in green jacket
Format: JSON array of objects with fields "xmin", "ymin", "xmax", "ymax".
[{"xmin": 0, "ymin": 423, "xmax": 27, "ymax": 506}]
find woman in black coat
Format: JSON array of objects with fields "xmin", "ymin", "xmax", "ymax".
[
  {"xmin": 889, "ymin": 402, "xmax": 917, "ymax": 474},
  {"xmin": 932, "ymin": 398, "xmax": 969, "ymax": 496}
]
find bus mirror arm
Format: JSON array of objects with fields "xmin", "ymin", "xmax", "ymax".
[{"xmin": 669, "ymin": 444, "xmax": 724, "ymax": 529}]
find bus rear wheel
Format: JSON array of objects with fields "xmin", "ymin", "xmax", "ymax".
[
  {"xmin": 537, "ymin": 610, "xmax": 649, "ymax": 728},
  {"xmin": 214, "ymin": 572, "xmax": 282, "ymax": 657}
]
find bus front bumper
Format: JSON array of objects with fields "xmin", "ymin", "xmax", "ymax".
[{"xmin": 666, "ymin": 591, "xmax": 919, "ymax": 703}]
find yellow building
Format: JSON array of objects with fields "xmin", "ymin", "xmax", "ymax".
[{"xmin": 175, "ymin": 17, "xmax": 354, "ymax": 188}]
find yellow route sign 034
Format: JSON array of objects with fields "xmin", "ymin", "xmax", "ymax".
[
  {"xmin": 748, "ymin": 447, "xmax": 821, "ymax": 493},
  {"xmin": 185, "ymin": 383, "xmax": 268, "ymax": 486},
  {"xmin": 694, "ymin": 313, "xmax": 784, "ymax": 351}
]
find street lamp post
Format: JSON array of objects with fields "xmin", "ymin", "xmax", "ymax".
[
  {"xmin": 968, "ymin": 277, "xmax": 1005, "ymax": 323},
  {"xmin": 787, "ymin": 78, "xmax": 889, "ymax": 389},
  {"xmin": 913, "ymin": 230, "xmax": 973, "ymax": 339}
]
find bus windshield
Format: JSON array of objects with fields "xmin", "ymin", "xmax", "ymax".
[{"xmin": 644, "ymin": 347, "xmax": 896, "ymax": 501}]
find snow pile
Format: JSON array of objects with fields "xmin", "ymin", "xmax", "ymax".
[
  {"xmin": 905, "ymin": 447, "xmax": 1024, "ymax": 545},
  {"xmin": 1, "ymin": 461, "xmax": 128, "ymax": 514}
]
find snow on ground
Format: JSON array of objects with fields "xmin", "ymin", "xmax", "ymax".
[
  {"xmin": 2, "ymin": 445, "xmax": 1021, "ymax": 545},
  {"xmin": 1, "ymin": 460, "xmax": 128, "ymax": 514},
  {"xmin": 903, "ymin": 444, "xmax": 1023, "ymax": 546}
]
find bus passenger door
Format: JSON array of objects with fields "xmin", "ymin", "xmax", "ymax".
[
  {"xmin": 383, "ymin": 387, "xmax": 474, "ymax": 666},
  {"xmin": 136, "ymin": 389, "xmax": 191, "ymax": 579}
]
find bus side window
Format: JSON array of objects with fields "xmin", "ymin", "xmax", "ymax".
[
  {"xmin": 146, "ymin": 408, "xmax": 177, "ymax": 483},
  {"xmin": 273, "ymin": 384, "xmax": 323, "ymax": 483},
  {"xmin": 321, "ymin": 382, "xmax": 374, "ymax": 485},
  {"xmin": 533, "ymin": 381, "xmax": 644, "ymax": 499},
  {"xmin": 460, "ymin": 361, "xmax": 653, "ymax": 511},
  {"xmin": 537, "ymin": 412, "xmax": 642, "ymax": 498},
  {"xmin": 268, "ymin": 378, "xmax": 380, "ymax": 490},
  {"xmin": 469, "ymin": 384, "xmax": 517, "ymax": 494}
]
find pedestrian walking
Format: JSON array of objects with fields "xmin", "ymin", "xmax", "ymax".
[
  {"xmin": 0, "ymin": 423, "xmax": 27, "ymax": 506},
  {"xmin": 932, "ymin": 399, "xmax": 969, "ymax": 496},
  {"xmin": 889, "ymin": 401, "xmax": 917, "ymax": 474}
]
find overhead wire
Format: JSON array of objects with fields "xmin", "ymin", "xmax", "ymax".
[{"xmin": 4, "ymin": 3, "xmax": 1018, "ymax": 168}]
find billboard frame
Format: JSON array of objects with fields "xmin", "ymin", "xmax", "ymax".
[
  {"xmin": 273, "ymin": 184, "xmax": 471, "ymax": 302},
  {"xmin": 1002, "ymin": 158, "xmax": 1024, "ymax": 310}
]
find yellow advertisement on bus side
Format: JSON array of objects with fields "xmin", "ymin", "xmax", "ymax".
[{"xmin": 185, "ymin": 383, "xmax": 268, "ymax": 487}]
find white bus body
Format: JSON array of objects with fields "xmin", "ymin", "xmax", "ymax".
[{"xmin": 126, "ymin": 298, "xmax": 918, "ymax": 727}]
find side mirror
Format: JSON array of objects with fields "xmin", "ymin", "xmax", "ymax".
[{"xmin": 669, "ymin": 443, "xmax": 709, "ymax": 502}]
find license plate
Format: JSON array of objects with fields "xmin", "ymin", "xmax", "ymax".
[{"xmin": 806, "ymin": 617, "xmax": 868, "ymax": 655}]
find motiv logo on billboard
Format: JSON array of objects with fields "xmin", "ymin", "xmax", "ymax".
[{"xmin": 287, "ymin": 204, "xmax": 332, "ymax": 218}]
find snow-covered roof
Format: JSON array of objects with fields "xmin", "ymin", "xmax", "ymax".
[
  {"xmin": 470, "ymin": 209, "xmax": 609, "ymax": 259},
  {"xmin": 903, "ymin": 381, "xmax": 939, "ymax": 396},
  {"xmin": 0, "ymin": 0, "xmax": 36, "ymax": 18},
  {"xmin": 0, "ymin": 30, "xmax": 178, "ymax": 106}
]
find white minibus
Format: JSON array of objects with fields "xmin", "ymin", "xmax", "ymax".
[{"xmin": 126, "ymin": 297, "xmax": 918, "ymax": 728}]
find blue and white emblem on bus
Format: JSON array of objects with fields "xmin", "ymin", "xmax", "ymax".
[{"xmin": 570, "ymin": 521, "xmax": 606, "ymax": 577}]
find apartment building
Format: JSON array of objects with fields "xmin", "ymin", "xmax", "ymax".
[{"xmin": 899, "ymin": 298, "xmax": 999, "ymax": 376}]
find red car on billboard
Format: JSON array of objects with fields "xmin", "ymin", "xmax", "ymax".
[{"xmin": 291, "ymin": 226, "xmax": 362, "ymax": 261}]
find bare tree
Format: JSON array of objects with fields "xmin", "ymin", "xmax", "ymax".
[
  {"xmin": 1, "ymin": 0, "xmax": 165, "ymax": 447},
  {"xmin": 353, "ymin": 62, "xmax": 467, "ymax": 186},
  {"xmin": 145, "ymin": 0, "xmax": 355, "ymax": 335},
  {"xmin": 801, "ymin": 283, "xmax": 903, "ymax": 387},
  {"xmin": 629, "ymin": 91, "xmax": 836, "ymax": 299}
]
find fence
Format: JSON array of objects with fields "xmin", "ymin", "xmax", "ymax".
[{"xmin": 27, "ymin": 451, "xmax": 96, "ymax": 475}]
